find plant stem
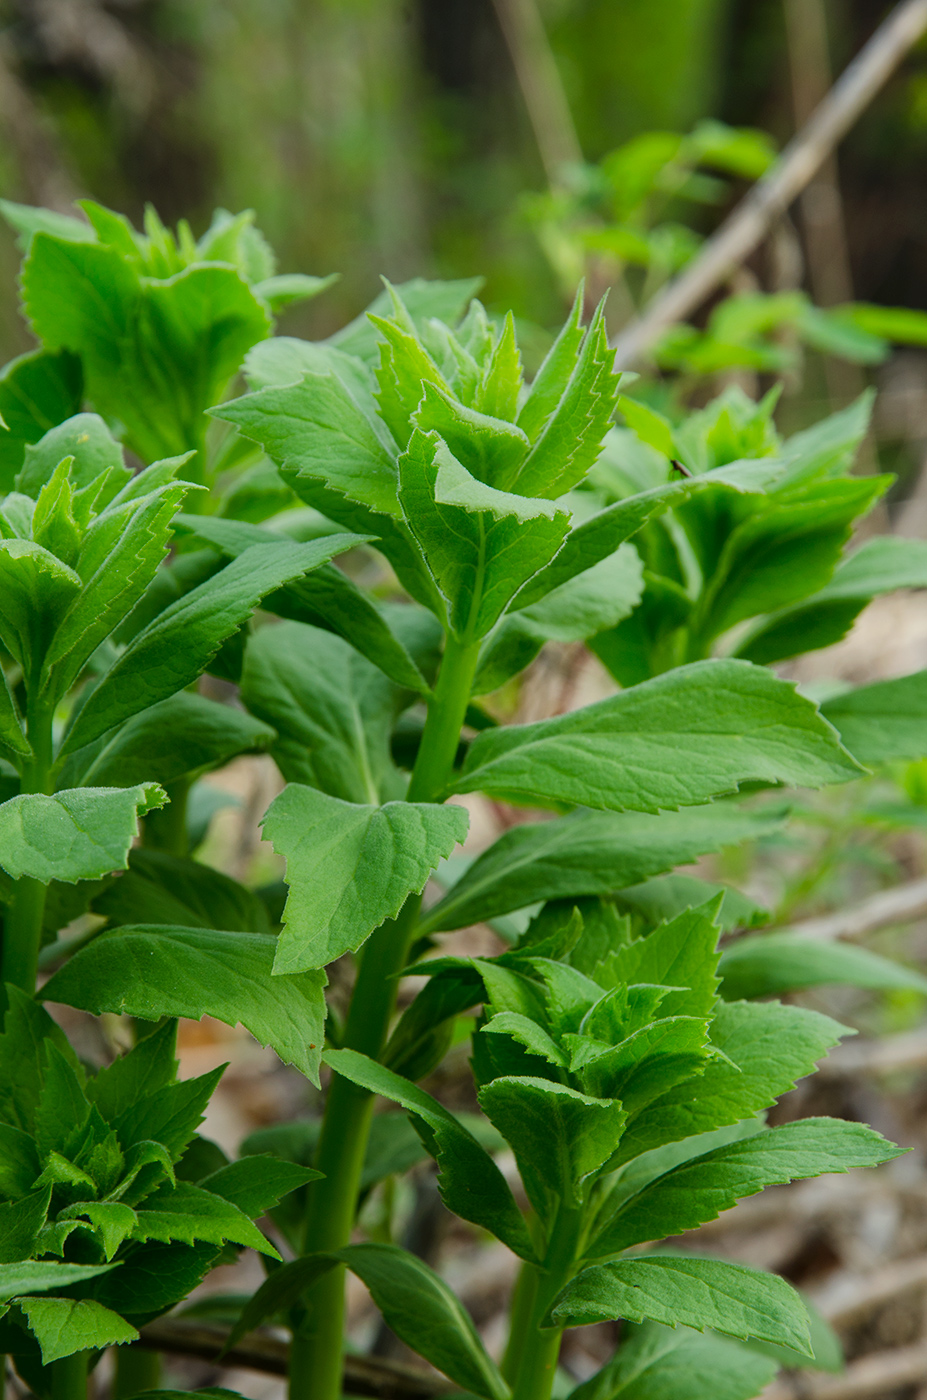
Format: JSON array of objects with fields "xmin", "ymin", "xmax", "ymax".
[
  {"xmin": 288, "ymin": 635, "xmax": 481, "ymax": 1400},
  {"xmin": 113, "ymin": 1345, "xmax": 161, "ymax": 1398},
  {"xmin": 506, "ymin": 1204, "xmax": 582, "ymax": 1400},
  {"xmin": 49, "ymin": 1351, "xmax": 88, "ymax": 1400},
  {"xmin": 2, "ymin": 701, "xmax": 53, "ymax": 998}
]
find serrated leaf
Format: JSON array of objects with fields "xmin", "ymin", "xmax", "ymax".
[
  {"xmin": 199, "ymin": 1157, "xmax": 320, "ymax": 1219},
  {"xmin": 92, "ymin": 849, "xmax": 271, "ymax": 935},
  {"xmin": 0, "ymin": 1125, "xmax": 41, "ymax": 1199},
  {"xmin": 567, "ymin": 1322, "xmax": 777, "ymax": 1400},
  {"xmin": 616, "ymin": 1001, "xmax": 849, "ymax": 1164},
  {"xmin": 262, "ymin": 784, "xmax": 468, "ymax": 973},
  {"xmin": 455, "ymin": 660, "xmax": 862, "ymax": 812},
  {"xmin": 59, "ymin": 1202, "xmax": 138, "ymax": 1260},
  {"xmin": 62, "ymin": 691, "xmax": 275, "ymax": 790},
  {"xmin": 0, "ymin": 539, "xmax": 81, "ymax": 675},
  {"xmin": 0, "ymin": 350, "xmax": 82, "ymax": 491},
  {"xmin": 398, "ymin": 430, "xmax": 569, "ymax": 637},
  {"xmin": 93, "ymin": 1242, "xmax": 216, "ymax": 1321},
  {"xmin": 736, "ymin": 536, "xmax": 927, "ymax": 665},
  {"xmin": 225, "ymin": 1254, "xmax": 338, "ymax": 1350},
  {"xmin": 0, "ymin": 784, "xmax": 166, "ymax": 883},
  {"xmin": 475, "ymin": 546, "xmax": 644, "ymax": 692},
  {"xmin": 420, "ymin": 806, "xmax": 784, "ymax": 934},
  {"xmin": 0, "ymin": 1191, "xmax": 51, "ymax": 1264},
  {"xmin": 550, "ymin": 1254, "xmax": 811, "ymax": 1354},
  {"xmin": 479, "ymin": 1076, "xmax": 626, "ymax": 1213},
  {"xmin": 414, "ymin": 381, "xmax": 528, "ymax": 487},
  {"xmin": 241, "ymin": 620, "xmax": 408, "ymax": 804},
  {"xmin": 42, "ymin": 926, "xmax": 327, "ymax": 1083},
  {"xmin": 0, "ymin": 988, "xmax": 81, "ymax": 1134},
  {"xmin": 18, "ymin": 412, "xmax": 131, "ymax": 501},
  {"xmin": 0, "ymin": 1261, "xmax": 117, "ymax": 1300},
  {"xmin": 61, "ymin": 535, "xmax": 360, "ymax": 755},
  {"xmin": 88, "ymin": 1021, "xmax": 179, "ymax": 1125},
  {"xmin": 132, "ymin": 1181, "xmax": 277, "ymax": 1256},
  {"xmin": 173, "ymin": 512, "xmax": 431, "ymax": 694},
  {"xmin": 718, "ymin": 932, "xmax": 927, "ymax": 999},
  {"xmin": 590, "ymin": 1117, "xmax": 902, "ymax": 1256},
  {"xmin": 821, "ymin": 669, "xmax": 927, "ymax": 764},
  {"xmin": 324, "ymin": 1048, "xmax": 535, "ymax": 1261},
  {"xmin": 329, "ymin": 276, "xmax": 483, "ymax": 362},
  {"xmin": 213, "ymin": 375, "xmax": 400, "ymax": 518},
  {"xmin": 517, "ymin": 290, "xmax": 585, "ymax": 443},
  {"xmin": 338, "ymin": 1242, "xmax": 509, "ymax": 1400}
]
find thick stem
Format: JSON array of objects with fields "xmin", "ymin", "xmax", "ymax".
[
  {"xmin": 49, "ymin": 1351, "xmax": 88, "ymax": 1400},
  {"xmin": 506, "ymin": 1204, "xmax": 582, "ymax": 1400},
  {"xmin": 288, "ymin": 634, "xmax": 481, "ymax": 1400},
  {"xmin": 113, "ymin": 1345, "xmax": 161, "ymax": 1398}
]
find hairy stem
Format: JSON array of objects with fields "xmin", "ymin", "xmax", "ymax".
[
  {"xmin": 506, "ymin": 1204, "xmax": 582, "ymax": 1400},
  {"xmin": 288, "ymin": 634, "xmax": 480, "ymax": 1400}
]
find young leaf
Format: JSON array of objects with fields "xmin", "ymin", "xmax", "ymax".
[
  {"xmin": 455, "ymin": 660, "xmax": 862, "ymax": 812},
  {"xmin": 62, "ymin": 692, "xmax": 275, "ymax": 789},
  {"xmin": 261, "ymin": 784, "xmax": 468, "ymax": 972},
  {"xmin": 821, "ymin": 669, "xmax": 927, "ymax": 765},
  {"xmin": 132, "ymin": 1181, "xmax": 278, "ymax": 1256},
  {"xmin": 566, "ymin": 1322, "xmax": 777, "ymax": 1400},
  {"xmin": 398, "ymin": 431, "xmax": 569, "ymax": 638},
  {"xmin": 0, "ymin": 350, "xmax": 82, "ymax": 491},
  {"xmin": 0, "ymin": 988, "xmax": 81, "ymax": 1134},
  {"xmin": 0, "ymin": 1262, "xmax": 117, "ymax": 1300},
  {"xmin": 0, "ymin": 1190, "xmax": 51, "ymax": 1264},
  {"xmin": 87, "ymin": 1021, "xmax": 179, "ymax": 1125},
  {"xmin": 549, "ymin": 1254, "xmax": 812, "ymax": 1355},
  {"xmin": 478, "ymin": 1076, "xmax": 627, "ymax": 1212},
  {"xmin": 419, "ymin": 805, "xmax": 784, "ymax": 934},
  {"xmin": 328, "ymin": 275, "xmax": 483, "ymax": 362},
  {"xmin": 41, "ymin": 927, "xmax": 327, "ymax": 1083},
  {"xmin": 198, "ymin": 1157, "xmax": 321, "ymax": 1220},
  {"xmin": 590, "ymin": 1117, "xmax": 903, "ymax": 1256},
  {"xmin": 0, "ymin": 784, "xmax": 166, "ymax": 883},
  {"xmin": 61, "ymin": 536, "xmax": 361, "ymax": 755},
  {"xmin": 718, "ymin": 932, "xmax": 927, "ymax": 999},
  {"xmin": 16, "ymin": 1296, "xmax": 137, "ymax": 1364},
  {"xmin": 324, "ymin": 1049, "xmax": 536, "ymax": 1261},
  {"xmin": 337, "ymin": 1242, "xmax": 510, "ymax": 1400}
]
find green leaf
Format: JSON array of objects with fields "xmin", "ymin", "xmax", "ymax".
[
  {"xmin": 92, "ymin": 1242, "xmax": 218, "ymax": 1322},
  {"xmin": 0, "ymin": 1261, "xmax": 117, "ymax": 1301},
  {"xmin": 567, "ymin": 1322, "xmax": 777, "ymax": 1400},
  {"xmin": 0, "ymin": 539, "xmax": 81, "ymax": 677},
  {"xmin": 337, "ymin": 1242, "xmax": 510, "ymax": 1400},
  {"xmin": 617, "ymin": 875, "xmax": 768, "ymax": 934},
  {"xmin": 92, "ymin": 849, "xmax": 271, "ymax": 934},
  {"xmin": 63, "ymin": 692, "xmax": 275, "ymax": 789},
  {"xmin": 478, "ymin": 1076, "xmax": 626, "ymax": 1212},
  {"xmin": 41, "ymin": 926, "xmax": 327, "ymax": 1083},
  {"xmin": 617, "ymin": 1001, "xmax": 849, "ymax": 1163},
  {"xmin": 474, "ymin": 546, "xmax": 644, "ymax": 692},
  {"xmin": 398, "ymin": 431, "xmax": 569, "ymax": 637},
  {"xmin": 173, "ymin": 513, "xmax": 431, "ymax": 694},
  {"xmin": 0, "ymin": 667, "xmax": 29, "ymax": 764},
  {"xmin": 0, "ymin": 784, "xmax": 166, "ymax": 883},
  {"xmin": 414, "ymin": 381, "xmax": 529, "ymax": 488},
  {"xmin": 17, "ymin": 412, "xmax": 130, "ymax": 501},
  {"xmin": 0, "ymin": 351, "xmax": 82, "ymax": 490},
  {"xmin": 112, "ymin": 1070, "xmax": 224, "ymax": 1166},
  {"xmin": 455, "ymin": 660, "xmax": 862, "ymax": 812},
  {"xmin": 59, "ymin": 1202, "xmax": 138, "ymax": 1259},
  {"xmin": 88, "ymin": 1020, "xmax": 179, "ymax": 1124},
  {"xmin": 253, "ymin": 272, "xmax": 338, "ymax": 312},
  {"xmin": 224, "ymin": 1254, "xmax": 338, "ymax": 1349},
  {"xmin": 198, "ymin": 1157, "xmax": 320, "ymax": 1218},
  {"xmin": 0, "ymin": 988, "xmax": 81, "ymax": 1134},
  {"xmin": 61, "ymin": 535, "xmax": 360, "ymax": 755},
  {"xmin": 324, "ymin": 1048, "xmax": 535, "ymax": 1261},
  {"xmin": 0, "ymin": 1191, "xmax": 51, "ymax": 1264},
  {"xmin": 718, "ymin": 932, "xmax": 927, "ymax": 999},
  {"xmin": 590, "ymin": 1118, "xmax": 903, "ymax": 1256},
  {"xmin": 213, "ymin": 375, "xmax": 400, "ymax": 518},
  {"xmin": 132, "ymin": 1181, "xmax": 277, "ymax": 1257},
  {"xmin": 736, "ymin": 536, "xmax": 927, "ymax": 665},
  {"xmin": 517, "ymin": 289, "xmax": 585, "ymax": 443},
  {"xmin": 821, "ymin": 669, "xmax": 927, "ymax": 764},
  {"xmin": 261, "ymin": 784, "xmax": 468, "ymax": 972},
  {"xmin": 512, "ymin": 302, "xmax": 621, "ymax": 497},
  {"xmin": 601, "ymin": 900, "xmax": 723, "ymax": 1019},
  {"xmin": 22, "ymin": 236, "xmax": 271, "ymax": 463},
  {"xmin": 15, "ymin": 1296, "xmax": 136, "ymax": 1363},
  {"xmin": 420, "ymin": 806, "xmax": 784, "ymax": 934},
  {"xmin": 329, "ymin": 276, "xmax": 483, "ymax": 362},
  {"xmin": 0, "ymin": 1125, "xmax": 41, "ymax": 1199},
  {"xmin": 550, "ymin": 1255, "xmax": 811, "ymax": 1354},
  {"xmin": 241, "ymin": 620, "xmax": 408, "ymax": 804}
]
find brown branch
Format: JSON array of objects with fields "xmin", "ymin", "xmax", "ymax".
[
  {"xmin": 610, "ymin": 0, "xmax": 927, "ymax": 367},
  {"xmin": 135, "ymin": 1319, "xmax": 452, "ymax": 1400}
]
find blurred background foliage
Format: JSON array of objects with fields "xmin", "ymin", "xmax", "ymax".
[{"xmin": 2, "ymin": 0, "xmax": 927, "ymax": 347}]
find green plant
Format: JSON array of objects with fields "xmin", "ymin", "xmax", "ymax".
[{"xmin": 0, "ymin": 203, "xmax": 924, "ymax": 1400}]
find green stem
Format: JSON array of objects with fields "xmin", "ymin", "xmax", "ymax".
[
  {"xmin": 49, "ymin": 1350, "xmax": 88, "ymax": 1400},
  {"xmin": 288, "ymin": 634, "xmax": 481, "ymax": 1400},
  {"xmin": 113, "ymin": 1345, "xmax": 161, "ymax": 1398},
  {"xmin": 506, "ymin": 1204, "xmax": 583, "ymax": 1400},
  {"xmin": 2, "ymin": 701, "xmax": 53, "ymax": 998}
]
